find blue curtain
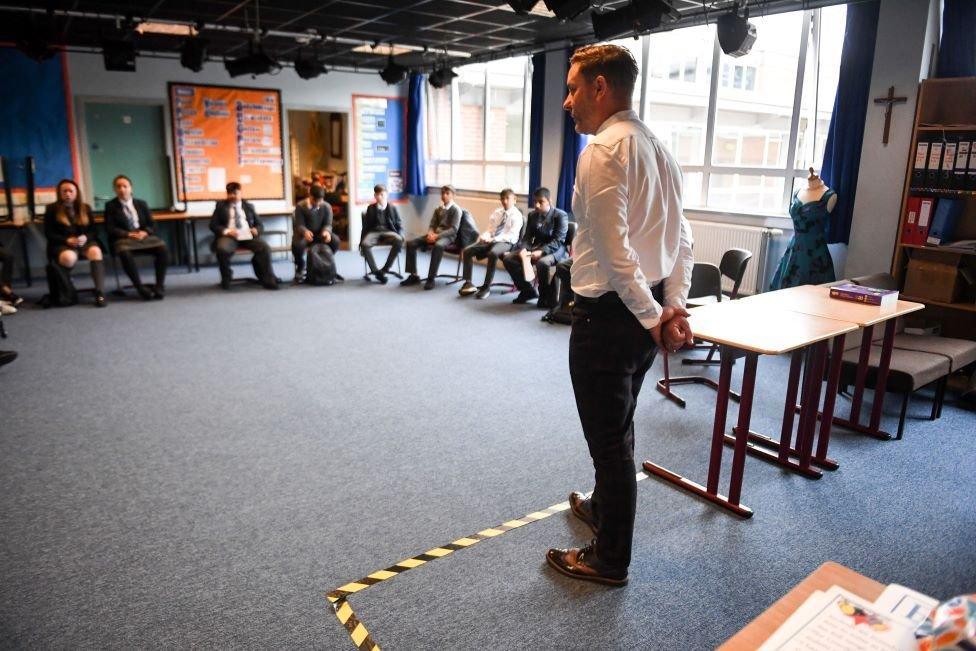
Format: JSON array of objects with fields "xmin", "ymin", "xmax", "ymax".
[
  {"xmin": 820, "ymin": 0, "xmax": 880, "ymax": 245},
  {"xmin": 937, "ymin": 0, "xmax": 976, "ymax": 78},
  {"xmin": 556, "ymin": 50, "xmax": 585, "ymax": 213},
  {"xmin": 527, "ymin": 53, "xmax": 545, "ymax": 197},
  {"xmin": 406, "ymin": 73, "xmax": 427, "ymax": 195}
]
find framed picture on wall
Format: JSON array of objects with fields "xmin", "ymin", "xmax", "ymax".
[{"xmin": 330, "ymin": 114, "xmax": 343, "ymax": 159}]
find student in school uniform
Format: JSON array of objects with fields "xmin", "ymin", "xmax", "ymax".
[
  {"xmin": 104, "ymin": 175, "xmax": 168, "ymax": 300},
  {"xmin": 501, "ymin": 187, "xmax": 569, "ymax": 307},
  {"xmin": 401, "ymin": 185, "xmax": 462, "ymax": 291},
  {"xmin": 360, "ymin": 184, "xmax": 404, "ymax": 284},
  {"xmin": 457, "ymin": 188, "xmax": 524, "ymax": 299},
  {"xmin": 0, "ymin": 242, "xmax": 22, "ymax": 306},
  {"xmin": 43, "ymin": 179, "xmax": 107, "ymax": 307},
  {"xmin": 292, "ymin": 184, "xmax": 341, "ymax": 284},
  {"xmin": 209, "ymin": 181, "xmax": 278, "ymax": 290}
]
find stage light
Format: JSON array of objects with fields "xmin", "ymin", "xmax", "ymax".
[
  {"xmin": 717, "ymin": 5, "xmax": 757, "ymax": 58},
  {"xmin": 542, "ymin": 0, "xmax": 590, "ymax": 21},
  {"xmin": 591, "ymin": 0, "xmax": 680, "ymax": 41},
  {"xmin": 428, "ymin": 66, "xmax": 457, "ymax": 89},
  {"xmin": 294, "ymin": 51, "xmax": 327, "ymax": 79},
  {"xmin": 224, "ymin": 41, "xmax": 281, "ymax": 77},
  {"xmin": 180, "ymin": 36, "xmax": 208, "ymax": 72},
  {"xmin": 379, "ymin": 53, "xmax": 407, "ymax": 85},
  {"xmin": 102, "ymin": 38, "xmax": 136, "ymax": 72}
]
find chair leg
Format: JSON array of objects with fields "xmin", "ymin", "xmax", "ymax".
[
  {"xmin": 111, "ymin": 254, "xmax": 126, "ymax": 297},
  {"xmin": 932, "ymin": 376, "xmax": 947, "ymax": 420},
  {"xmin": 896, "ymin": 392, "xmax": 910, "ymax": 441}
]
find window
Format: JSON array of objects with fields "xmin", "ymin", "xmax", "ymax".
[
  {"xmin": 640, "ymin": 6, "xmax": 845, "ymax": 215},
  {"xmin": 425, "ymin": 57, "xmax": 531, "ymax": 193}
]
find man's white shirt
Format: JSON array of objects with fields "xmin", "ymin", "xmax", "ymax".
[
  {"xmin": 570, "ymin": 109, "xmax": 694, "ymax": 329},
  {"xmin": 482, "ymin": 206, "xmax": 524, "ymax": 245}
]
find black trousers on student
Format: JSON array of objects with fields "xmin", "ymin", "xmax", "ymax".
[
  {"xmin": 292, "ymin": 235, "xmax": 340, "ymax": 274},
  {"xmin": 462, "ymin": 241, "xmax": 512, "ymax": 286},
  {"xmin": 547, "ymin": 257, "xmax": 574, "ymax": 308},
  {"xmin": 569, "ymin": 286, "xmax": 662, "ymax": 571},
  {"xmin": 405, "ymin": 235, "xmax": 453, "ymax": 279},
  {"xmin": 214, "ymin": 236, "xmax": 276, "ymax": 287},
  {"xmin": 115, "ymin": 237, "xmax": 168, "ymax": 289},
  {"xmin": 360, "ymin": 231, "xmax": 404, "ymax": 275},
  {"xmin": 0, "ymin": 244, "xmax": 13, "ymax": 287},
  {"xmin": 502, "ymin": 250, "xmax": 559, "ymax": 297}
]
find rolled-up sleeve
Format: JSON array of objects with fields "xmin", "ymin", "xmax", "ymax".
[
  {"xmin": 664, "ymin": 216, "xmax": 694, "ymax": 308},
  {"xmin": 584, "ymin": 144, "xmax": 662, "ymax": 329}
]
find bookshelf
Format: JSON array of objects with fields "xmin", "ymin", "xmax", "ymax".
[{"xmin": 891, "ymin": 77, "xmax": 976, "ymax": 339}]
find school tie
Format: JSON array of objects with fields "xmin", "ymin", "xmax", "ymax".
[
  {"xmin": 124, "ymin": 202, "xmax": 138, "ymax": 230},
  {"xmin": 234, "ymin": 205, "xmax": 244, "ymax": 230}
]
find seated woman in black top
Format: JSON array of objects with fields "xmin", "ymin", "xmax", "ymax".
[
  {"xmin": 104, "ymin": 175, "xmax": 168, "ymax": 300},
  {"xmin": 43, "ymin": 179, "xmax": 106, "ymax": 307}
]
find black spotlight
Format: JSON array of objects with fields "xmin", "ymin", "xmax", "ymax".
[
  {"xmin": 507, "ymin": 0, "xmax": 538, "ymax": 13},
  {"xmin": 294, "ymin": 51, "xmax": 327, "ymax": 79},
  {"xmin": 379, "ymin": 54, "xmax": 407, "ymax": 85},
  {"xmin": 102, "ymin": 37, "xmax": 136, "ymax": 72},
  {"xmin": 543, "ymin": 0, "xmax": 590, "ymax": 21},
  {"xmin": 16, "ymin": 15, "xmax": 59, "ymax": 61},
  {"xmin": 592, "ymin": 0, "xmax": 680, "ymax": 41},
  {"xmin": 717, "ymin": 5, "xmax": 757, "ymax": 58},
  {"xmin": 224, "ymin": 41, "xmax": 281, "ymax": 78},
  {"xmin": 180, "ymin": 36, "xmax": 208, "ymax": 72},
  {"xmin": 428, "ymin": 66, "xmax": 457, "ymax": 89}
]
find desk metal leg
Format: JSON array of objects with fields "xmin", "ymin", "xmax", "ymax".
[
  {"xmin": 868, "ymin": 320, "xmax": 896, "ymax": 433},
  {"xmin": 19, "ymin": 227, "xmax": 31, "ymax": 287},
  {"xmin": 832, "ymin": 322, "xmax": 893, "ymax": 441},
  {"xmin": 643, "ymin": 345, "xmax": 754, "ymax": 518},
  {"xmin": 849, "ymin": 325, "xmax": 873, "ymax": 425},
  {"xmin": 190, "ymin": 220, "xmax": 200, "ymax": 271},
  {"xmin": 812, "ymin": 335, "xmax": 845, "ymax": 470}
]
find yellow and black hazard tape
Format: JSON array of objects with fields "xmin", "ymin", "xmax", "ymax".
[{"xmin": 325, "ymin": 471, "xmax": 649, "ymax": 649}]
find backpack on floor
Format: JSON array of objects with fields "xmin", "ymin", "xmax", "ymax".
[
  {"xmin": 43, "ymin": 263, "xmax": 78, "ymax": 307},
  {"xmin": 306, "ymin": 244, "xmax": 338, "ymax": 286},
  {"xmin": 543, "ymin": 297, "xmax": 573, "ymax": 325}
]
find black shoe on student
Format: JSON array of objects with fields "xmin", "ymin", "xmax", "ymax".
[
  {"xmin": 458, "ymin": 282, "xmax": 477, "ymax": 296},
  {"xmin": 0, "ymin": 350, "xmax": 17, "ymax": 368},
  {"xmin": 569, "ymin": 491, "xmax": 598, "ymax": 534},
  {"xmin": 292, "ymin": 274, "xmax": 304, "ymax": 285},
  {"xmin": 0, "ymin": 289, "xmax": 23, "ymax": 306},
  {"xmin": 546, "ymin": 542, "xmax": 628, "ymax": 587},
  {"xmin": 376, "ymin": 271, "xmax": 388, "ymax": 284},
  {"xmin": 94, "ymin": 292, "xmax": 107, "ymax": 308},
  {"xmin": 152, "ymin": 285, "xmax": 165, "ymax": 300},
  {"xmin": 475, "ymin": 286, "xmax": 491, "ymax": 299},
  {"xmin": 513, "ymin": 289, "xmax": 538, "ymax": 304},
  {"xmin": 423, "ymin": 278, "xmax": 436, "ymax": 290},
  {"xmin": 264, "ymin": 280, "xmax": 280, "ymax": 290},
  {"xmin": 400, "ymin": 274, "xmax": 421, "ymax": 287},
  {"xmin": 135, "ymin": 285, "xmax": 153, "ymax": 301}
]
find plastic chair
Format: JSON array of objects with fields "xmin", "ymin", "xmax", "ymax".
[
  {"xmin": 360, "ymin": 210, "xmax": 403, "ymax": 281},
  {"xmin": 436, "ymin": 209, "xmax": 478, "ymax": 284},
  {"xmin": 683, "ymin": 247, "xmax": 752, "ymax": 366}
]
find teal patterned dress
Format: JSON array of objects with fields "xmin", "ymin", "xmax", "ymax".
[{"xmin": 770, "ymin": 189, "xmax": 836, "ymax": 290}]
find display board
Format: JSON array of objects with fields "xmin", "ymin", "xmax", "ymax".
[
  {"xmin": 169, "ymin": 83, "xmax": 285, "ymax": 201},
  {"xmin": 352, "ymin": 95, "xmax": 406, "ymax": 204}
]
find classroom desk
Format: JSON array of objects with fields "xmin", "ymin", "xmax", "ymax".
[
  {"xmin": 719, "ymin": 561, "xmax": 884, "ymax": 650},
  {"xmin": 642, "ymin": 301, "xmax": 858, "ymax": 517}
]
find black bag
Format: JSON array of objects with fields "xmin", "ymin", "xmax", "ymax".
[
  {"xmin": 543, "ymin": 297, "xmax": 573, "ymax": 325},
  {"xmin": 43, "ymin": 263, "xmax": 78, "ymax": 307},
  {"xmin": 305, "ymin": 244, "xmax": 338, "ymax": 286}
]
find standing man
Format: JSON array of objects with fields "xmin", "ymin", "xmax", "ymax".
[
  {"xmin": 209, "ymin": 182, "xmax": 278, "ymax": 290},
  {"xmin": 457, "ymin": 188, "xmax": 523, "ymax": 299},
  {"xmin": 400, "ymin": 185, "xmax": 461, "ymax": 291},
  {"xmin": 501, "ymin": 187, "xmax": 569, "ymax": 306},
  {"xmin": 546, "ymin": 44, "xmax": 695, "ymax": 587},
  {"xmin": 360, "ymin": 184, "xmax": 404, "ymax": 284},
  {"xmin": 104, "ymin": 175, "xmax": 169, "ymax": 300},
  {"xmin": 292, "ymin": 184, "xmax": 340, "ymax": 284}
]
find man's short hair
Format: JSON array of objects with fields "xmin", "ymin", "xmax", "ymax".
[
  {"xmin": 226, "ymin": 181, "xmax": 242, "ymax": 194},
  {"xmin": 112, "ymin": 174, "xmax": 131, "ymax": 187},
  {"xmin": 499, "ymin": 188, "xmax": 516, "ymax": 200},
  {"xmin": 440, "ymin": 185, "xmax": 455, "ymax": 195},
  {"xmin": 532, "ymin": 187, "xmax": 551, "ymax": 201},
  {"xmin": 374, "ymin": 184, "xmax": 387, "ymax": 194},
  {"xmin": 570, "ymin": 44, "xmax": 638, "ymax": 100},
  {"xmin": 310, "ymin": 184, "xmax": 325, "ymax": 200}
]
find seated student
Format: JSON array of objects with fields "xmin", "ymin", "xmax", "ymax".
[
  {"xmin": 104, "ymin": 175, "xmax": 168, "ymax": 300},
  {"xmin": 501, "ymin": 187, "xmax": 568, "ymax": 306},
  {"xmin": 292, "ymin": 184, "xmax": 340, "ymax": 284},
  {"xmin": 401, "ymin": 185, "xmax": 461, "ymax": 290},
  {"xmin": 209, "ymin": 182, "xmax": 278, "ymax": 290},
  {"xmin": 541, "ymin": 257, "xmax": 574, "ymax": 323},
  {"xmin": 458, "ymin": 188, "xmax": 524, "ymax": 299},
  {"xmin": 360, "ymin": 184, "xmax": 404, "ymax": 284},
  {"xmin": 43, "ymin": 179, "xmax": 106, "ymax": 307},
  {"xmin": 0, "ymin": 241, "xmax": 22, "ymax": 306}
]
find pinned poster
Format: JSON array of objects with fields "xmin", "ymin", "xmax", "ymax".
[
  {"xmin": 169, "ymin": 83, "xmax": 285, "ymax": 201},
  {"xmin": 353, "ymin": 95, "xmax": 406, "ymax": 204}
]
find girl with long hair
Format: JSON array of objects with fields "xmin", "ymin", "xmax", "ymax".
[{"xmin": 43, "ymin": 179, "xmax": 107, "ymax": 307}]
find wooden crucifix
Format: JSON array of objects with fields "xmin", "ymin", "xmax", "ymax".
[{"xmin": 874, "ymin": 86, "xmax": 907, "ymax": 146}]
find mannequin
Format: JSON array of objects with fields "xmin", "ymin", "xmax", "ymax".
[{"xmin": 797, "ymin": 167, "xmax": 838, "ymax": 212}]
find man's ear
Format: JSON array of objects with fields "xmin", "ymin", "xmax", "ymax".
[{"xmin": 593, "ymin": 74, "xmax": 608, "ymax": 99}]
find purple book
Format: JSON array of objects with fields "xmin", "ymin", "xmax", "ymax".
[{"xmin": 829, "ymin": 283, "xmax": 899, "ymax": 308}]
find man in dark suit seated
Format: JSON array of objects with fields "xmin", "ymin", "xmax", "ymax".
[
  {"xmin": 360, "ymin": 184, "xmax": 404, "ymax": 284},
  {"xmin": 209, "ymin": 181, "xmax": 278, "ymax": 290},
  {"xmin": 292, "ymin": 184, "xmax": 340, "ymax": 284},
  {"xmin": 401, "ymin": 185, "xmax": 461, "ymax": 291},
  {"xmin": 501, "ymin": 187, "xmax": 569, "ymax": 307},
  {"xmin": 104, "ymin": 175, "xmax": 168, "ymax": 300}
]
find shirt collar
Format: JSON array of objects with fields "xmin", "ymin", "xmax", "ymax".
[
  {"xmin": 595, "ymin": 109, "xmax": 638, "ymax": 136},
  {"xmin": 442, "ymin": 200, "xmax": 456, "ymax": 211},
  {"xmin": 377, "ymin": 201, "xmax": 388, "ymax": 211}
]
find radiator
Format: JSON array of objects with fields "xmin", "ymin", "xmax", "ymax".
[{"xmin": 687, "ymin": 219, "xmax": 781, "ymax": 295}]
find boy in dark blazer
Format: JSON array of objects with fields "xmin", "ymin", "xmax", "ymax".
[
  {"xmin": 104, "ymin": 175, "xmax": 168, "ymax": 300},
  {"xmin": 502, "ymin": 187, "xmax": 569, "ymax": 306},
  {"xmin": 292, "ymin": 184, "xmax": 340, "ymax": 284},
  {"xmin": 360, "ymin": 184, "xmax": 404, "ymax": 284},
  {"xmin": 401, "ymin": 185, "xmax": 462, "ymax": 290},
  {"xmin": 209, "ymin": 181, "xmax": 278, "ymax": 290}
]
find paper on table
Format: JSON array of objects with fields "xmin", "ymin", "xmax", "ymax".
[
  {"xmin": 874, "ymin": 584, "xmax": 938, "ymax": 628},
  {"xmin": 759, "ymin": 586, "xmax": 916, "ymax": 651}
]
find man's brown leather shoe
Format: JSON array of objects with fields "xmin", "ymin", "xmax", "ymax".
[
  {"xmin": 545, "ymin": 544, "xmax": 628, "ymax": 586},
  {"xmin": 569, "ymin": 491, "xmax": 598, "ymax": 534}
]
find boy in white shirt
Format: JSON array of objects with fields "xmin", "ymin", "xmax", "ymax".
[{"xmin": 458, "ymin": 188, "xmax": 523, "ymax": 299}]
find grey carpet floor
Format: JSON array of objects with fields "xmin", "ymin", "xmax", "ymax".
[{"xmin": 1, "ymin": 252, "xmax": 974, "ymax": 649}]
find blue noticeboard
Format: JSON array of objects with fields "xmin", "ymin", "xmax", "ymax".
[{"xmin": 353, "ymin": 95, "xmax": 406, "ymax": 204}]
